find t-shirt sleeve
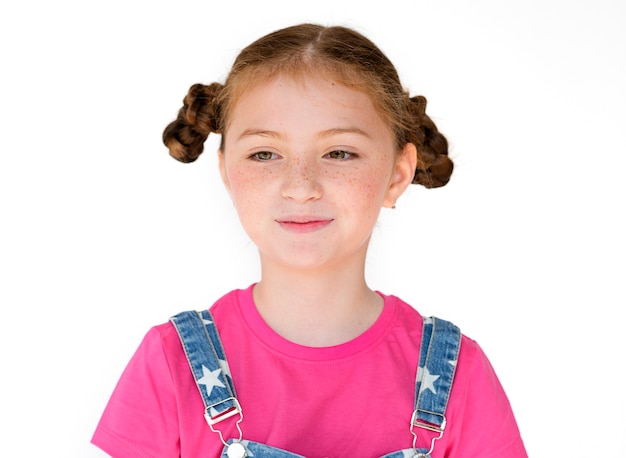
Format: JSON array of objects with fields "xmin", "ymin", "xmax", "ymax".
[
  {"xmin": 91, "ymin": 326, "xmax": 180, "ymax": 458},
  {"xmin": 444, "ymin": 337, "xmax": 528, "ymax": 458}
]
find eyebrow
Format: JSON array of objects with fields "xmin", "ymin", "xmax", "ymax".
[
  {"xmin": 317, "ymin": 127, "xmax": 371, "ymax": 139},
  {"xmin": 237, "ymin": 127, "xmax": 371, "ymax": 141},
  {"xmin": 237, "ymin": 129, "xmax": 285, "ymax": 141}
]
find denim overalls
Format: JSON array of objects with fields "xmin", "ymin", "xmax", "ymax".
[{"xmin": 171, "ymin": 310, "xmax": 461, "ymax": 458}]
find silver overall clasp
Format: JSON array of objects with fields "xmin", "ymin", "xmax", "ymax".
[
  {"xmin": 410, "ymin": 409, "xmax": 446, "ymax": 457},
  {"xmin": 205, "ymin": 397, "xmax": 246, "ymax": 457}
]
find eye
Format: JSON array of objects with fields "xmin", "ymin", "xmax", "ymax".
[
  {"xmin": 324, "ymin": 150, "xmax": 356, "ymax": 160},
  {"xmin": 250, "ymin": 151, "xmax": 279, "ymax": 161}
]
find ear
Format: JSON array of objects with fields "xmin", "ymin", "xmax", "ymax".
[
  {"xmin": 384, "ymin": 143, "xmax": 417, "ymax": 208},
  {"xmin": 217, "ymin": 149, "xmax": 232, "ymax": 196}
]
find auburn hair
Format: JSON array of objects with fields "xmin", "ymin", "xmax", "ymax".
[{"xmin": 163, "ymin": 23, "xmax": 453, "ymax": 188}]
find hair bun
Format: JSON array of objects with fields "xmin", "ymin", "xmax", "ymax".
[
  {"xmin": 408, "ymin": 96, "xmax": 453, "ymax": 188},
  {"xmin": 162, "ymin": 83, "xmax": 223, "ymax": 163}
]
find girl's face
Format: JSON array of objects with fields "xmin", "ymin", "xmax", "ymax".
[{"xmin": 219, "ymin": 74, "xmax": 416, "ymax": 273}]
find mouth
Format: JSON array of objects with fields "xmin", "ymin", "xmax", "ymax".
[{"xmin": 275, "ymin": 217, "xmax": 334, "ymax": 233}]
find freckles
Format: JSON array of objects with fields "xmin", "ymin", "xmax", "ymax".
[
  {"xmin": 230, "ymin": 167, "xmax": 272, "ymax": 191},
  {"xmin": 229, "ymin": 168, "xmax": 279, "ymax": 219},
  {"xmin": 340, "ymin": 175, "xmax": 379, "ymax": 207}
]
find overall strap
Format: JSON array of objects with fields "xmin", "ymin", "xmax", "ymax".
[
  {"xmin": 411, "ymin": 316, "xmax": 462, "ymax": 454},
  {"xmin": 170, "ymin": 310, "xmax": 241, "ymax": 427}
]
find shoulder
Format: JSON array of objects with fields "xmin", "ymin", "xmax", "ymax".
[
  {"xmin": 127, "ymin": 287, "xmax": 245, "ymax": 366},
  {"xmin": 381, "ymin": 294, "xmax": 511, "ymax": 400},
  {"xmin": 377, "ymin": 296, "xmax": 509, "ymax": 405},
  {"xmin": 151, "ymin": 286, "xmax": 247, "ymax": 351},
  {"xmin": 456, "ymin": 333, "xmax": 502, "ymax": 386},
  {"xmin": 446, "ymin": 334, "xmax": 527, "ymax": 456}
]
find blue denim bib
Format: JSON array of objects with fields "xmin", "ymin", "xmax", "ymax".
[{"xmin": 171, "ymin": 310, "xmax": 461, "ymax": 458}]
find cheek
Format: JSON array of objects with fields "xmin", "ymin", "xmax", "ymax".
[
  {"xmin": 354, "ymin": 161, "xmax": 393, "ymax": 200},
  {"xmin": 226, "ymin": 166, "xmax": 272, "ymax": 207},
  {"xmin": 336, "ymin": 170, "xmax": 389, "ymax": 213}
]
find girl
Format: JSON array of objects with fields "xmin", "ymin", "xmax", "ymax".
[{"xmin": 92, "ymin": 24, "xmax": 527, "ymax": 457}]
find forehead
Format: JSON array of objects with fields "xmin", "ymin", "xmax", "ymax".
[
  {"xmin": 226, "ymin": 74, "xmax": 390, "ymax": 139},
  {"xmin": 226, "ymin": 64, "xmax": 385, "ymax": 115},
  {"xmin": 235, "ymin": 73, "xmax": 373, "ymax": 108}
]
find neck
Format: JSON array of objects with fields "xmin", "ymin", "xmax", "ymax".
[{"xmin": 252, "ymin": 261, "xmax": 383, "ymax": 347}]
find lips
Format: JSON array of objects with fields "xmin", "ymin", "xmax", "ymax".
[{"xmin": 276, "ymin": 216, "xmax": 334, "ymax": 233}]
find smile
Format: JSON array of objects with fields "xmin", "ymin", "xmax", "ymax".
[{"xmin": 275, "ymin": 218, "xmax": 334, "ymax": 233}]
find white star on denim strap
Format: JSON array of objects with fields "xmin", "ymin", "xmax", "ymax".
[
  {"xmin": 417, "ymin": 366, "xmax": 440, "ymax": 394},
  {"xmin": 197, "ymin": 365, "xmax": 225, "ymax": 396}
]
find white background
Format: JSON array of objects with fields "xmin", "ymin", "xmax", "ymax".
[{"xmin": 1, "ymin": 1, "xmax": 625, "ymax": 456}]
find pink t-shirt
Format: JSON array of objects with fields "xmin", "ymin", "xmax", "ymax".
[{"xmin": 92, "ymin": 285, "xmax": 527, "ymax": 457}]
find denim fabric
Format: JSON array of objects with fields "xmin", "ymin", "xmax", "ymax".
[
  {"xmin": 170, "ymin": 310, "xmax": 238, "ymax": 419},
  {"xmin": 171, "ymin": 310, "xmax": 461, "ymax": 458},
  {"xmin": 220, "ymin": 439, "xmax": 305, "ymax": 457},
  {"xmin": 219, "ymin": 439, "xmax": 424, "ymax": 458},
  {"xmin": 414, "ymin": 317, "xmax": 461, "ymax": 428}
]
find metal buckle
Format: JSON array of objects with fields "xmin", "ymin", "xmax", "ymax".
[
  {"xmin": 204, "ymin": 397, "xmax": 244, "ymax": 446},
  {"xmin": 410, "ymin": 409, "xmax": 446, "ymax": 457}
]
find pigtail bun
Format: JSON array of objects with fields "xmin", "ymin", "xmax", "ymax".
[
  {"xmin": 162, "ymin": 83, "xmax": 223, "ymax": 163},
  {"xmin": 408, "ymin": 95, "xmax": 453, "ymax": 188}
]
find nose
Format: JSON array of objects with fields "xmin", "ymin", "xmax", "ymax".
[{"xmin": 280, "ymin": 158, "xmax": 323, "ymax": 203}]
